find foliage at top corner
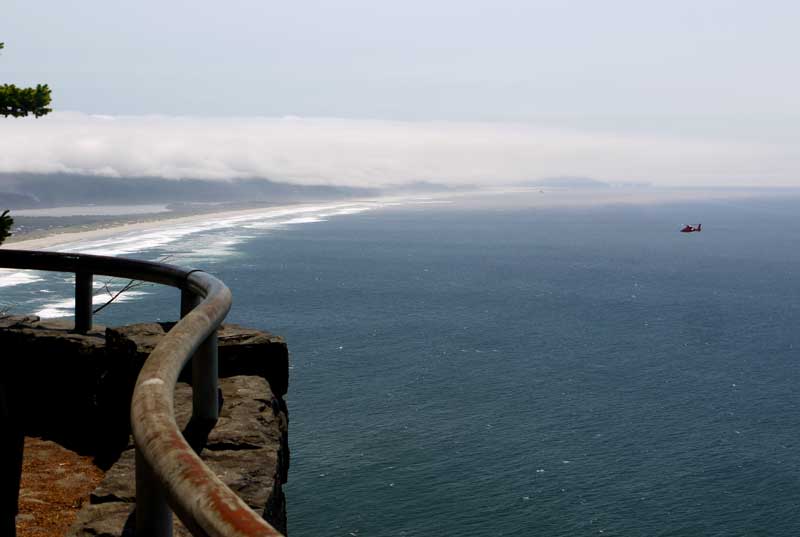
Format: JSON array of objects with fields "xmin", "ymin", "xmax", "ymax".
[
  {"xmin": 1, "ymin": 41, "xmax": 52, "ymax": 246},
  {"xmin": 0, "ymin": 41, "xmax": 53, "ymax": 118},
  {"xmin": 0, "ymin": 210, "xmax": 13, "ymax": 244}
]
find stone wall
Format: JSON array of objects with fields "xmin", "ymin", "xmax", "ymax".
[{"xmin": 0, "ymin": 316, "xmax": 289, "ymax": 534}]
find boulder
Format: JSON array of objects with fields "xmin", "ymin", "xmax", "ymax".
[
  {"xmin": 0, "ymin": 316, "xmax": 290, "ymax": 534},
  {"xmin": 105, "ymin": 322, "xmax": 289, "ymax": 396},
  {"xmin": 78, "ymin": 376, "xmax": 288, "ymax": 535},
  {"xmin": 66, "ymin": 502, "xmax": 194, "ymax": 537}
]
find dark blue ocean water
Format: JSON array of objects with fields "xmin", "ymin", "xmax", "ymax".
[{"xmin": 4, "ymin": 193, "xmax": 800, "ymax": 536}]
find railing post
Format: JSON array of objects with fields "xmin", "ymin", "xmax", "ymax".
[
  {"xmin": 181, "ymin": 288, "xmax": 219, "ymax": 424},
  {"xmin": 193, "ymin": 330, "xmax": 219, "ymax": 423},
  {"xmin": 74, "ymin": 271, "xmax": 93, "ymax": 333},
  {"xmin": 135, "ymin": 449, "xmax": 173, "ymax": 537}
]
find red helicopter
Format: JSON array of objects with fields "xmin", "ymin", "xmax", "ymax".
[{"xmin": 680, "ymin": 223, "xmax": 702, "ymax": 233}]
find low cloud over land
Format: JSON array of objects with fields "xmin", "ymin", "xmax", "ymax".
[{"xmin": 0, "ymin": 113, "xmax": 795, "ymax": 188}]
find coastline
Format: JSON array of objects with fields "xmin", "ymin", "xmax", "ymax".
[
  {"xmin": 2, "ymin": 199, "xmax": 390, "ymax": 252},
  {"xmin": 4, "ymin": 186, "xmax": 798, "ymax": 253}
]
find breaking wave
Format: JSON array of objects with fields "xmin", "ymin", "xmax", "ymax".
[{"xmin": 1, "ymin": 200, "xmax": 395, "ymax": 317}]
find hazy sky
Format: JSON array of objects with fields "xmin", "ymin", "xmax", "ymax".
[{"xmin": 2, "ymin": 1, "xmax": 798, "ymax": 186}]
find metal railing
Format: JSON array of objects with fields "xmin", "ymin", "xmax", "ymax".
[{"xmin": 0, "ymin": 249, "xmax": 284, "ymax": 537}]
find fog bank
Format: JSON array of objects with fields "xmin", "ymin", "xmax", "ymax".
[{"xmin": 0, "ymin": 113, "xmax": 795, "ymax": 188}]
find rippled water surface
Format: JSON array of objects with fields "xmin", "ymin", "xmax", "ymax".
[{"xmin": 3, "ymin": 192, "xmax": 800, "ymax": 536}]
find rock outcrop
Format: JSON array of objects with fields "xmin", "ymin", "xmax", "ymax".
[
  {"xmin": 68, "ymin": 376, "xmax": 288, "ymax": 536},
  {"xmin": 0, "ymin": 316, "xmax": 290, "ymax": 535},
  {"xmin": 106, "ymin": 322, "xmax": 289, "ymax": 397},
  {"xmin": 0, "ymin": 316, "xmax": 109, "ymax": 456}
]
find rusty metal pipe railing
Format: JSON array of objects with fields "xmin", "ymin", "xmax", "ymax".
[
  {"xmin": 0, "ymin": 249, "xmax": 284, "ymax": 537},
  {"xmin": 181, "ymin": 287, "xmax": 220, "ymax": 426}
]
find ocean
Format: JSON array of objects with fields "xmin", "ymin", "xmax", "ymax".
[{"xmin": 2, "ymin": 190, "xmax": 800, "ymax": 536}]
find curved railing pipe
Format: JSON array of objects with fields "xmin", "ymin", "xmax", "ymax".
[{"xmin": 0, "ymin": 249, "xmax": 284, "ymax": 537}]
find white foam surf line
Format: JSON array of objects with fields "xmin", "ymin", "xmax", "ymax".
[
  {"xmin": 0, "ymin": 198, "xmax": 405, "ymax": 291},
  {"xmin": 0, "ymin": 271, "xmax": 45, "ymax": 288},
  {"xmin": 52, "ymin": 201, "xmax": 383, "ymax": 258},
  {"xmin": 36, "ymin": 290, "xmax": 150, "ymax": 319},
  {"xmin": 242, "ymin": 204, "xmax": 375, "ymax": 229}
]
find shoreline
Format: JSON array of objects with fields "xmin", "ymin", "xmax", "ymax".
[
  {"xmin": 4, "ymin": 186, "xmax": 798, "ymax": 253},
  {"xmin": 2, "ymin": 198, "xmax": 394, "ymax": 252}
]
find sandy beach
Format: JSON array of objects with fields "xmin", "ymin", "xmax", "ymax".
[
  {"xmin": 3, "ymin": 199, "xmax": 390, "ymax": 252},
  {"xmin": 4, "ymin": 186, "xmax": 797, "ymax": 253}
]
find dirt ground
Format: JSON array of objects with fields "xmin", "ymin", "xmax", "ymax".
[{"xmin": 17, "ymin": 437, "xmax": 104, "ymax": 537}]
